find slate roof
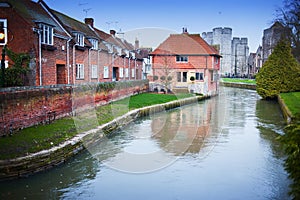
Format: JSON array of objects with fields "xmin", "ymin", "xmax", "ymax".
[
  {"xmin": 3, "ymin": 0, "xmax": 69, "ymax": 37},
  {"xmin": 151, "ymin": 33, "xmax": 221, "ymax": 57},
  {"xmin": 51, "ymin": 9, "xmax": 98, "ymax": 39}
]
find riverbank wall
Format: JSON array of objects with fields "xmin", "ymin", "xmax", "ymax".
[
  {"xmin": 0, "ymin": 80, "xmax": 148, "ymax": 136},
  {"xmin": 277, "ymin": 95, "xmax": 294, "ymax": 124},
  {"xmin": 219, "ymin": 82, "xmax": 256, "ymax": 90},
  {"xmin": 0, "ymin": 95, "xmax": 210, "ymax": 180}
]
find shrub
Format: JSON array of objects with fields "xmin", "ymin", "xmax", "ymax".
[
  {"xmin": 160, "ymin": 75, "xmax": 166, "ymax": 81},
  {"xmin": 256, "ymin": 40, "xmax": 300, "ymax": 99},
  {"xmin": 190, "ymin": 76, "xmax": 195, "ymax": 81},
  {"xmin": 153, "ymin": 75, "xmax": 158, "ymax": 81}
]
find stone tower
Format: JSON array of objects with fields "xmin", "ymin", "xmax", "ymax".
[
  {"xmin": 232, "ymin": 37, "xmax": 249, "ymax": 76},
  {"xmin": 262, "ymin": 21, "xmax": 286, "ymax": 63},
  {"xmin": 202, "ymin": 27, "xmax": 232, "ymax": 76}
]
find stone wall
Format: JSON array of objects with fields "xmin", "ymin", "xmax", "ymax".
[{"xmin": 0, "ymin": 80, "xmax": 149, "ymax": 136}]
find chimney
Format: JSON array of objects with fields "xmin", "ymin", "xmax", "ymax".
[
  {"xmin": 85, "ymin": 18, "xmax": 94, "ymax": 28},
  {"xmin": 110, "ymin": 30, "xmax": 116, "ymax": 37},
  {"xmin": 135, "ymin": 38, "xmax": 139, "ymax": 50},
  {"xmin": 182, "ymin": 27, "xmax": 188, "ymax": 34}
]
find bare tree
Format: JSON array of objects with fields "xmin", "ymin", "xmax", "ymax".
[{"xmin": 276, "ymin": 0, "xmax": 300, "ymax": 62}]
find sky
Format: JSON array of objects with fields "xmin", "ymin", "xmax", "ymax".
[{"xmin": 44, "ymin": 0, "xmax": 284, "ymax": 52}]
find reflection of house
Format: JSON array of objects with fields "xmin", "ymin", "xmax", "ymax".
[
  {"xmin": 0, "ymin": 0, "xmax": 143, "ymax": 86},
  {"xmin": 150, "ymin": 29, "xmax": 221, "ymax": 95}
]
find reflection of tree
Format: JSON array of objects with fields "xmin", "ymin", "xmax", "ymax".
[{"xmin": 255, "ymin": 99, "xmax": 286, "ymax": 158}]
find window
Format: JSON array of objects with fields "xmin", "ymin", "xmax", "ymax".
[
  {"xmin": 103, "ymin": 66, "xmax": 109, "ymax": 78},
  {"xmin": 91, "ymin": 65, "xmax": 98, "ymax": 79},
  {"xmin": 177, "ymin": 72, "xmax": 181, "ymax": 82},
  {"xmin": 0, "ymin": 19, "xmax": 7, "ymax": 45},
  {"xmin": 176, "ymin": 55, "xmax": 188, "ymax": 62},
  {"xmin": 131, "ymin": 69, "xmax": 135, "ymax": 78},
  {"xmin": 177, "ymin": 72, "xmax": 187, "ymax": 82},
  {"xmin": 182, "ymin": 72, "xmax": 187, "ymax": 82},
  {"xmin": 75, "ymin": 33, "xmax": 84, "ymax": 47},
  {"xmin": 195, "ymin": 72, "xmax": 204, "ymax": 81},
  {"xmin": 125, "ymin": 68, "xmax": 129, "ymax": 78},
  {"xmin": 215, "ymin": 57, "xmax": 219, "ymax": 64},
  {"xmin": 89, "ymin": 39, "xmax": 98, "ymax": 50},
  {"xmin": 40, "ymin": 24, "xmax": 53, "ymax": 45},
  {"xmin": 119, "ymin": 67, "xmax": 124, "ymax": 78},
  {"xmin": 76, "ymin": 64, "xmax": 84, "ymax": 79}
]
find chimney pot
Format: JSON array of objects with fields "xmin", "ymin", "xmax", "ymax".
[
  {"xmin": 85, "ymin": 18, "xmax": 94, "ymax": 28},
  {"xmin": 110, "ymin": 30, "xmax": 116, "ymax": 36}
]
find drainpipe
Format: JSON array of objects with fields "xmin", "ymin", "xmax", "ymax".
[
  {"xmin": 88, "ymin": 48, "xmax": 91, "ymax": 82},
  {"xmin": 73, "ymin": 44, "xmax": 77, "ymax": 85},
  {"xmin": 128, "ymin": 56, "xmax": 131, "ymax": 80},
  {"xmin": 38, "ymin": 30, "xmax": 42, "ymax": 86},
  {"xmin": 66, "ymin": 38, "xmax": 71, "ymax": 84},
  {"xmin": 134, "ymin": 59, "xmax": 137, "ymax": 80},
  {"xmin": 97, "ymin": 49, "xmax": 101, "ymax": 82}
]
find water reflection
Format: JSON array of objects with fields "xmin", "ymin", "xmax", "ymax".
[{"xmin": 0, "ymin": 87, "xmax": 291, "ymax": 200}]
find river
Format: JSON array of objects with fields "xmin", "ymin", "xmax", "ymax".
[{"xmin": 0, "ymin": 87, "xmax": 291, "ymax": 200}]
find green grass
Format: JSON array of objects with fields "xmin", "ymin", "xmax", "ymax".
[
  {"xmin": 221, "ymin": 78, "xmax": 256, "ymax": 84},
  {"xmin": 0, "ymin": 93, "xmax": 194, "ymax": 160},
  {"xmin": 279, "ymin": 92, "xmax": 300, "ymax": 118}
]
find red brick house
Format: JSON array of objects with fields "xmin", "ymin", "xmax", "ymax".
[
  {"xmin": 0, "ymin": 0, "xmax": 143, "ymax": 86},
  {"xmin": 150, "ymin": 29, "xmax": 221, "ymax": 95}
]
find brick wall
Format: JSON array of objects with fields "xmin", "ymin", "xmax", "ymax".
[{"xmin": 0, "ymin": 80, "xmax": 149, "ymax": 136}]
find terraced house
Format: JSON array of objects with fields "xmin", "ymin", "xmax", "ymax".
[{"xmin": 0, "ymin": 0, "xmax": 143, "ymax": 86}]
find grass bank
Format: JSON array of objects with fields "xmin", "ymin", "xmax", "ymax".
[
  {"xmin": 0, "ymin": 93, "xmax": 193, "ymax": 160},
  {"xmin": 221, "ymin": 78, "xmax": 256, "ymax": 84}
]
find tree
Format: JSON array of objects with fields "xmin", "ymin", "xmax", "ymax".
[
  {"xmin": 256, "ymin": 40, "xmax": 300, "ymax": 99},
  {"xmin": 276, "ymin": 0, "xmax": 300, "ymax": 62},
  {"xmin": 1, "ymin": 48, "xmax": 30, "ymax": 87}
]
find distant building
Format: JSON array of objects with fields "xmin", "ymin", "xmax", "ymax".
[
  {"xmin": 202, "ymin": 27, "xmax": 232, "ymax": 76},
  {"xmin": 150, "ymin": 29, "xmax": 221, "ymax": 95},
  {"xmin": 262, "ymin": 21, "xmax": 286, "ymax": 63},
  {"xmin": 232, "ymin": 37, "xmax": 249, "ymax": 77}
]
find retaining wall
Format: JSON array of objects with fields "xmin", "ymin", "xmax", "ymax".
[
  {"xmin": 220, "ymin": 82, "xmax": 256, "ymax": 90},
  {"xmin": 0, "ymin": 81, "xmax": 148, "ymax": 136},
  {"xmin": 0, "ymin": 95, "xmax": 209, "ymax": 180}
]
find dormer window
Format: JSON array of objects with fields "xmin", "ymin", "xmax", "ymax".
[
  {"xmin": 74, "ymin": 33, "xmax": 84, "ymax": 47},
  {"xmin": 176, "ymin": 55, "xmax": 188, "ymax": 62},
  {"xmin": 40, "ymin": 23, "xmax": 53, "ymax": 45},
  {"xmin": 89, "ymin": 38, "xmax": 98, "ymax": 50}
]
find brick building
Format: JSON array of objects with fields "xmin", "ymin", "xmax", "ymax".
[
  {"xmin": 150, "ymin": 29, "xmax": 221, "ymax": 95},
  {"xmin": 0, "ymin": 0, "xmax": 143, "ymax": 86}
]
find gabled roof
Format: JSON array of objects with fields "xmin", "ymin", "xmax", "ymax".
[
  {"xmin": 151, "ymin": 33, "xmax": 221, "ymax": 56},
  {"xmin": 3, "ymin": 0, "xmax": 69, "ymax": 37}
]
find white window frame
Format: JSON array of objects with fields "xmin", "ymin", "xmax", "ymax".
[
  {"xmin": 131, "ymin": 68, "xmax": 135, "ymax": 78},
  {"xmin": 91, "ymin": 65, "xmax": 98, "ymax": 79},
  {"xmin": 76, "ymin": 64, "xmax": 84, "ymax": 79},
  {"xmin": 195, "ymin": 72, "xmax": 204, "ymax": 81},
  {"xmin": 0, "ymin": 19, "xmax": 7, "ymax": 45},
  {"xmin": 125, "ymin": 68, "xmax": 129, "ymax": 78},
  {"xmin": 75, "ymin": 33, "xmax": 84, "ymax": 47},
  {"xmin": 103, "ymin": 66, "xmax": 109, "ymax": 78},
  {"xmin": 119, "ymin": 67, "xmax": 124, "ymax": 78},
  {"xmin": 89, "ymin": 39, "xmax": 98, "ymax": 50},
  {"xmin": 40, "ymin": 23, "xmax": 53, "ymax": 45},
  {"xmin": 176, "ymin": 55, "xmax": 188, "ymax": 63}
]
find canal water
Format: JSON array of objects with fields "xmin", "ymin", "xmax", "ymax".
[{"xmin": 0, "ymin": 87, "xmax": 291, "ymax": 200}]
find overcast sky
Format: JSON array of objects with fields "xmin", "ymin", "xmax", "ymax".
[{"xmin": 44, "ymin": 0, "xmax": 284, "ymax": 52}]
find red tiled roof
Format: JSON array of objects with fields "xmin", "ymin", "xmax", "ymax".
[{"xmin": 151, "ymin": 33, "xmax": 220, "ymax": 56}]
